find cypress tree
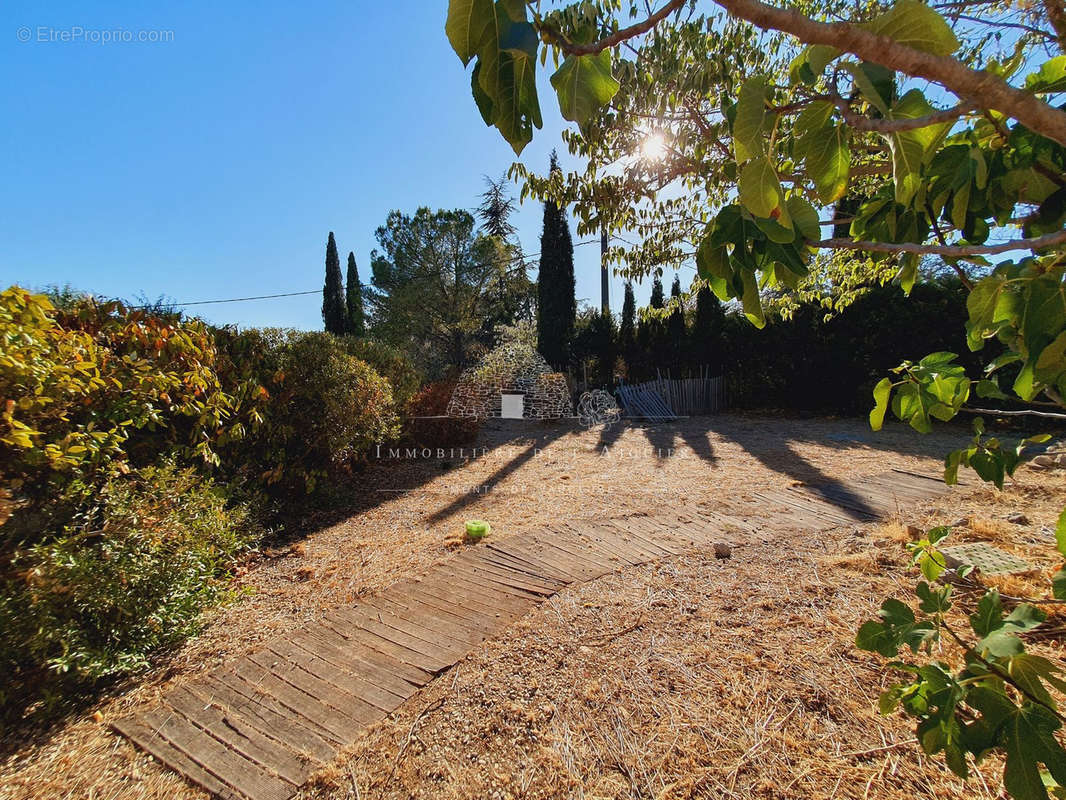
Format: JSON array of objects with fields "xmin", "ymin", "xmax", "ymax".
[
  {"xmin": 693, "ymin": 283, "xmax": 726, "ymax": 373},
  {"xmin": 536, "ymin": 151, "xmax": 576, "ymax": 370},
  {"xmin": 648, "ymin": 274, "xmax": 667, "ymax": 372},
  {"xmin": 667, "ymin": 275, "xmax": 686, "ymax": 367},
  {"xmin": 650, "ymin": 275, "xmax": 664, "ymax": 309},
  {"xmin": 322, "ymin": 231, "xmax": 346, "ymax": 335},
  {"xmin": 619, "ymin": 281, "xmax": 636, "ymax": 364},
  {"xmin": 345, "ymin": 251, "xmax": 365, "ymax": 336}
]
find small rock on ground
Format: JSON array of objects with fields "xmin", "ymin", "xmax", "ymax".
[{"xmin": 713, "ymin": 543, "xmax": 732, "ymax": 559}]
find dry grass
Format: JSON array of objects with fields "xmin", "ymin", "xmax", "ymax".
[{"xmin": 3, "ymin": 414, "xmax": 1065, "ymax": 800}]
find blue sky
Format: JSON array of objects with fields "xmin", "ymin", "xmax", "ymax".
[{"xmin": 1, "ymin": 0, "xmax": 674, "ymax": 329}]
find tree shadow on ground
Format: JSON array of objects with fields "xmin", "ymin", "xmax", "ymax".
[
  {"xmin": 600, "ymin": 416, "xmax": 717, "ymax": 467},
  {"xmin": 706, "ymin": 413, "xmax": 969, "ymax": 518},
  {"xmin": 423, "ymin": 420, "xmax": 575, "ymax": 525}
]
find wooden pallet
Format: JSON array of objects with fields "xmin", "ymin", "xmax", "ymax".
[{"xmin": 112, "ymin": 470, "xmax": 954, "ymax": 800}]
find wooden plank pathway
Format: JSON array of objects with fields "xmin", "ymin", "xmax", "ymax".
[{"xmin": 112, "ymin": 469, "xmax": 954, "ymax": 800}]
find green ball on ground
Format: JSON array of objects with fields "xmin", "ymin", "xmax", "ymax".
[{"xmin": 465, "ymin": 520, "xmax": 491, "ymax": 540}]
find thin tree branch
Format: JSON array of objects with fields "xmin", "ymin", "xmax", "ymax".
[
  {"xmin": 949, "ymin": 13, "xmax": 1056, "ymax": 40},
  {"xmin": 814, "ymin": 227, "xmax": 1066, "ymax": 255},
  {"xmin": 961, "ymin": 406, "xmax": 1066, "ymax": 419},
  {"xmin": 832, "ymin": 92, "xmax": 975, "ymax": 132},
  {"xmin": 710, "ymin": 0, "xmax": 1066, "ymax": 146},
  {"xmin": 537, "ymin": 0, "xmax": 686, "ymax": 55}
]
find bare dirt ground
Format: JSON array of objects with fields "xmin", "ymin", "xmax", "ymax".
[{"xmin": 3, "ymin": 413, "xmax": 1065, "ymax": 800}]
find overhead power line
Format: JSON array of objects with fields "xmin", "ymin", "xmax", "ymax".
[{"xmin": 151, "ymin": 239, "xmax": 601, "ymax": 308}]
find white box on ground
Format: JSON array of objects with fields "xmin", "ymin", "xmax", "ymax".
[{"xmin": 500, "ymin": 393, "xmax": 524, "ymax": 419}]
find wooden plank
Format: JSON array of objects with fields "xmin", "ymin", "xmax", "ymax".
[
  {"xmin": 445, "ymin": 550, "xmax": 571, "ymax": 593},
  {"xmin": 407, "ymin": 579, "xmax": 523, "ymax": 626},
  {"xmin": 519, "ymin": 534, "xmax": 612, "ymax": 579},
  {"xmin": 602, "ymin": 519, "xmax": 681, "ymax": 556},
  {"xmin": 378, "ymin": 584, "xmax": 501, "ymax": 636},
  {"xmin": 325, "ymin": 606, "xmax": 464, "ymax": 664},
  {"xmin": 490, "ymin": 536, "xmax": 588, "ymax": 580},
  {"xmin": 301, "ymin": 621, "xmax": 435, "ymax": 688},
  {"xmin": 457, "ymin": 551, "xmax": 564, "ymax": 593},
  {"xmin": 624, "ymin": 515, "xmax": 696, "ymax": 547},
  {"xmin": 111, "ymin": 714, "xmax": 244, "ymax": 800},
  {"xmin": 522, "ymin": 532, "xmax": 620, "ymax": 573},
  {"xmin": 792, "ymin": 484, "xmax": 882, "ymax": 518},
  {"xmin": 548, "ymin": 523, "xmax": 645, "ymax": 566},
  {"xmin": 319, "ymin": 614, "xmax": 455, "ymax": 675},
  {"xmin": 288, "ymin": 626, "xmax": 422, "ymax": 699},
  {"xmin": 246, "ymin": 650, "xmax": 382, "ymax": 731},
  {"xmin": 755, "ymin": 490, "xmax": 862, "ymax": 527},
  {"xmin": 566, "ymin": 523, "xmax": 655, "ymax": 564},
  {"xmin": 360, "ymin": 595, "xmax": 489, "ymax": 649},
  {"xmin": 485, "ymin": 540, "xmax": 582, "ymax": 583},
  {"xmin": 438, "ymin": 558, "xmax": 557, "ymax": 600},
  {"xmin": 265, "ymin": 639, "xmax": 408, "ymax": 713},
  {"xmin": 136, "ymin": 707, "xmax": 295, "ymax": 800},
  {"xmin": 537, "ymin": 530, "xmax": 627, "ymax": 570},
  {"xmin": 390, "ymin": 583, "xmax": 512, "ymax": 635},
  {"xmin": 863, "ymin": 472, "xmax": 948, "ymax": 499},
  {"xmin": 590, "ymin": 521, "xmax": 674, "ymax": 559},
  {"xmin": 347, "ymin": 601, "xmax": 476, "ymax": 657},
  {"xmin": 446, "ymin": 557, "xmax": 560, "ymax": 597},
  {"xmin": 230, "ymin": 658, "xmax": 366, "ymax": 741},
  {"xmin": 166, "ymin": 686, "xmax": 312, "ymax": 785},
  {"xmin": 414, "ymin": 571, "xmax": 536, "ymax": 617},
  {"xmin": 477, "ymin": 545, "xmax": 575, "ymax": 584},
  {"xmin": 643, "ymin": 514, "xmax": 712, "ymax": 546},
  {"xmin": 196, "ymin": 674, "xmax": 339, "ymax": 761},
  {"xmin": 890, "ymin": 468, "xmax": 956, "ymax": 487}
]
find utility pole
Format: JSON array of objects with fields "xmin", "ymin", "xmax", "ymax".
[{"xmin": 600, "ymin": 228, "xmax": 609, "ymax": 315}]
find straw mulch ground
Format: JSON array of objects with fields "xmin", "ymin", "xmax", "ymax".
[{"xmin": 3, "ymin": 413, "xmax": 1064, "ymax": 800}]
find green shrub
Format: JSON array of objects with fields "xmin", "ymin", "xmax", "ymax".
[
  {"xmin": 0, "ymin": 462, "xmax": 253, "ymax": 680},
  {"xmin": 219, "ymin": 330, "xmax": 400, "ymax": 493},
  {"xmin": 0, "ymin": 287, "xmax": 262, "ymax": 535},
  {"xmin": 342, "ymin": 337, "xmax": 422, "ymax": 408}
]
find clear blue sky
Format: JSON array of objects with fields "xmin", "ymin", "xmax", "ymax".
[{"xmin": 1, "ymin": 0, "xmax": 676, "ymax": 329}]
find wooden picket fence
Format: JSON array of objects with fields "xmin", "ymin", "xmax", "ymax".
[{"xmin": 618, "ymin": 369, "xmax": 726, "ymax": 418}]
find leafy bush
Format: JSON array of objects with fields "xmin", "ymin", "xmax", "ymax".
[
  {"xmin": 403, "ymin": 379, "xmax": 480, "ymax": 448},
  {"xmin": 220, "ymin": 330, "xmax": 400, "ymax": 493},
  {"xmin": 857, "ymin": 523, "xmax": 1066, "ymax": 799},
  {"xmin": 0, "ymin": 462, "xmax": 253, "ymax": 681},
  {"xmin": 342, "ymin": 337, "xmax": 422, "ymax": 407},
  {"xmin": 0, "ymin": 287, "xmax": 262, "ymax": 535}
]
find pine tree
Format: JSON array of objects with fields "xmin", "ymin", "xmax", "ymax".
[
  {"xmin": 536, "ymin": 151, "xmax": 576, "ymax": 370},
  {"xmin": 477, "ymin": 174, "xmax": 517, "ymax": 240},
  {"xmin": 345, "ymin": 251, "xmax": 365, "ymax": 336},
  {"xmin": 322, "ymin": 232, "xmax": 346, "ymax": 335}
]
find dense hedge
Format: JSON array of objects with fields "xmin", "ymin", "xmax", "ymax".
[
  {"xmin": 0, "ymin": 289, "xmax": 402, "ymax": 688},
  {"xmin": 576, "ymin": 279, "xmax": 978, "ymax": 416},
  {"xmin": 719, "ymin": 281, "xmax": 982, "ymax": 414}
]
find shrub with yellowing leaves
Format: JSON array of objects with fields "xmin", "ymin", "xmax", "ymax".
[{"xmin": 0, "ymin": 287, "xmax": 262, "ymax": 534}]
